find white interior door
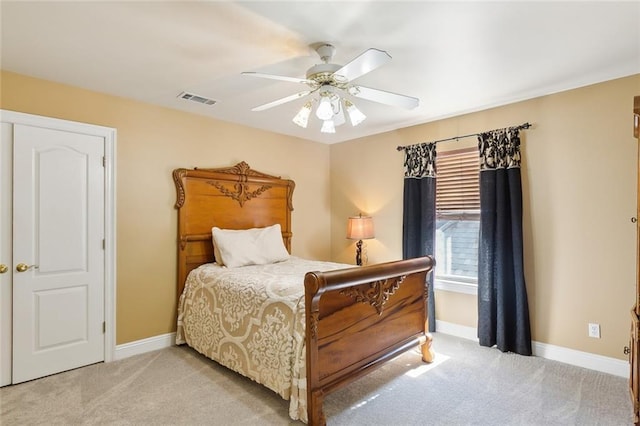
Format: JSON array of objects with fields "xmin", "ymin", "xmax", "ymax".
[{"xmin": 12, "ymin": 123, "xmax": 106, "ymax": 384}]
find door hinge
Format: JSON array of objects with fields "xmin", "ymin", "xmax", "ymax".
[
  {"xmin": 102, "ymin": 156, "xmax": 106, "ymax": 167},
  {"xmin": 102, "ymin": 321, "xmax": 106, "ymax": 334},
  {"xmin": 102, "ymin": 239, "xmax": 105, "ymax": 250}
]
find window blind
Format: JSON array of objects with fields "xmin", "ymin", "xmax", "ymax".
[{"xmin": 436, "ymin": 147, "xmax": 480, "ymax": 215}]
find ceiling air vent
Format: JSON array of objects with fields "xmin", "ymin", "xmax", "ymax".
[{"xmin": 178, "ymin": 91, "xmax": 217, "ymax": 106}]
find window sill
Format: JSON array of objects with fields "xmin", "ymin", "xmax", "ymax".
[{"xmin": 434, "ymin": 278, "xmax": 478, "ymax": 295}]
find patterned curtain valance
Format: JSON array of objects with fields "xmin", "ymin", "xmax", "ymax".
[
  {"xmin": 478, "ymin": 127, "xmax": 522, "ymax": 170},
  {"xmin": 404, "ymin": 142, "xmax": 437, "ymax": 178}
]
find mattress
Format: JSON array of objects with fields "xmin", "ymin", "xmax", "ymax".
[{"xmin": 176, "ymin": 256, "xmax": 349, "ymax": 422}]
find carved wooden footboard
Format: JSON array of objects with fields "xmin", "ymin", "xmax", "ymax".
[{"xmin": 305, "ymin": 256, "xmax": 435, "ymax": 425}]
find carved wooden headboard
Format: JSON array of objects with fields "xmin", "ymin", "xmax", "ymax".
[{"xmin": 172, "ymin": 161, "xmax": 295, "ymax": 297}]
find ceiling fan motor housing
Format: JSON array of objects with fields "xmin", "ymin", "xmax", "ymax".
[
  {"xmin": 315, "ymin": 43, "xmax": 336, "ymax": 63},
  {"xmin": 306, "ymin": 63, "xmax": 345, "ymax": 86}
]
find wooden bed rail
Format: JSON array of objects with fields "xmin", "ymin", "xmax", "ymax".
[{"xmin": 304, "ymin": 255, "xmax": 435, "ymax": 425}]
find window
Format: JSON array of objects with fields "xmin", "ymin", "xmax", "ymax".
[{"xmin": 435, "ymin": 147, "xmax": 479, "ymax": 294}]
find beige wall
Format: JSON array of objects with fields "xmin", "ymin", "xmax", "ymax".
[
  {"xmin": 0, "ymin": 70, "xmax": 333, "ymax": 344},
  {"xmin": 3, "ymin": 69, "xmax": 639, "ymax": 360},
  {"xmin": 330, "ymin": 74, "xmax": 640, "ymax": 359}
]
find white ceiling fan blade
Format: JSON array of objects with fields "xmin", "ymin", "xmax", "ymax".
[
  {"xmin": 251, "ymin": 91, "xmax": 311, "ymax": 111},
  {"xmin": 350, "ymin": 85, "xmax": 419, "ymax": 110},
  {"xmin": 242, "ymin": 71, "xmax": 313, "ymax": 85},
  {"xmin": 334, "ymin": 48, "xmax": 392, "ymax": 82}
]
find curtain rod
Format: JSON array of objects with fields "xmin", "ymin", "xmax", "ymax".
[{"xmin": 396, "ymin": 122, "xmax": 532, "ymax": 151}]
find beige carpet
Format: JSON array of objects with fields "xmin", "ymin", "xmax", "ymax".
[{"xmin": 0, "ymin": 333, "xmax": 633, "ymax": 425}]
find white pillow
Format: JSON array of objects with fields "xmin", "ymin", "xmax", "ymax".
[
  {"xmin": 211, "ymin": 224, "xmax": 290, "ymax": 268},
  {"xmin": 213, "ymin": 240, "xmax": 223, "ymax": 265}
]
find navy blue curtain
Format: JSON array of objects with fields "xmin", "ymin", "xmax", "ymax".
[
  {"xmin": 477, "ymin": 128, "xmax": 532, "ymax": 355},
  {"xmin": 402, "ymin": 143, "xmax": 436, "ymax": 332}
]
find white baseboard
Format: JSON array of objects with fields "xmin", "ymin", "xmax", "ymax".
[
  {"xmin": 113, "ymin": 324, "xmax": 629, "ymax": 379},
  {"xmin": 435, "ymin": 320, "xmax": 479, "ymax": 342},
  {"xmin": 531, "ymin": 340, "xmax": 629, "ymax": 378},
  {"xmin": 435, "ymin": 320, "xmax": 629, "ymax": 378},
  {"xmin": 114, "ymin": 332, "xmax": 176, "ymax": 361}
]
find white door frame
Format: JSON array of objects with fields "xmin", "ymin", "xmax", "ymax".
[
  {"xmin": 0, "ymin": 122, "xmax": 13, "ymax": 386},
  {"xmin": 0, "ymin": 110, "xmax": 117, "ymax": 373}
]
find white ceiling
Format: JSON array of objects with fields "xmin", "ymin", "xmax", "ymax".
[{"xmin": 1, "ymin": 1, "xmax": 639, "ymax": 144}]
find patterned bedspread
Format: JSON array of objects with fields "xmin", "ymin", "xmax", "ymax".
[{"xmin": 176, "ymin": 256, "xmax": 350, "ymax": 422}]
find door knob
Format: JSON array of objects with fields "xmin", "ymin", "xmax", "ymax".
[
  {"xmin": 15, "ymin": 263, "xmax": 37, "ymax": 272},
  {"xmin": 0, "ymin": 264, "xmax": 7, "ymax": 274}
]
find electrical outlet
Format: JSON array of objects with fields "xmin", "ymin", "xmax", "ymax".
[{"xmin": 588, "ymin": 323, "xmax": 601, "ymax": 338}]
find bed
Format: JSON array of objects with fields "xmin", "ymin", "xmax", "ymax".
[{"xmin": 173, "ymin": 161, "xmax": 435, "ymax": 425}]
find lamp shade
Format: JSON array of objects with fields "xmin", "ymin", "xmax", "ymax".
[
  {"xmin": 316, "ymin": 95, "xmax": 334, "ymax": 120},
  {"xmin": 320, "ymin": 120, "xmax": 336, "ymax": 133},
  {"xmin": 344, "ymin": 99, "xmax": 366, "ymax": 126},
  {"xmin": 292, "ymin": 102, "xmax": 312, "ymax": 128},
  {"xmin": 346, "ymin": 215, "xmax": 375, "ymax": 240}
]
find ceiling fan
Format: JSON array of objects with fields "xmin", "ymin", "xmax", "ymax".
[{"xmin": 242, "ymin": 43, "xmax": 419, "ymax": 133}]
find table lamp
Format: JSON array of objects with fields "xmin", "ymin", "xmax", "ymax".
[{"xmin": 346, "ymin": 213, "xmax": 375, "ymax": 266}]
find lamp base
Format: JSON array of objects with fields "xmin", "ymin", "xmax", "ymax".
[{"xmin": 355, "ymin": 239, "xmax": 363, "ymax": 266}]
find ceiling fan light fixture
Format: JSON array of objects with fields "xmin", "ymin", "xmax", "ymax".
[
  {"xmin": 292, "ymin": 102, "xmax": 312, "ymax": 128},
  {"xmin": 244, "ymin": 43, "xmax": 418, "ymax": 135},
  {"xmin": 344, "ymin": 99, "xmax": 366, "ymax": 126},
  {"xmin": 321, "ymin": 120, "xmax": 336, "ymax": 134}
]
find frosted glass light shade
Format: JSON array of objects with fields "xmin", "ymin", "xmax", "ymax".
[
  {"xmin": 292, "ymin": 102, "xmax": 312, "ymax": 128},
  {"xmin": 316, "ymin": 96, "xmax": 334, "ymax": 120},
  {"xmin": 345, "ymin": 99, "xmax": 366, "ymax": 126},
  {"xmin": 320, "ymin": 120, "xmax": 335, "ymax": 133},
  {"xmin": 333, "ymin": 101, "xmax": 345, "ymax": 126}
]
